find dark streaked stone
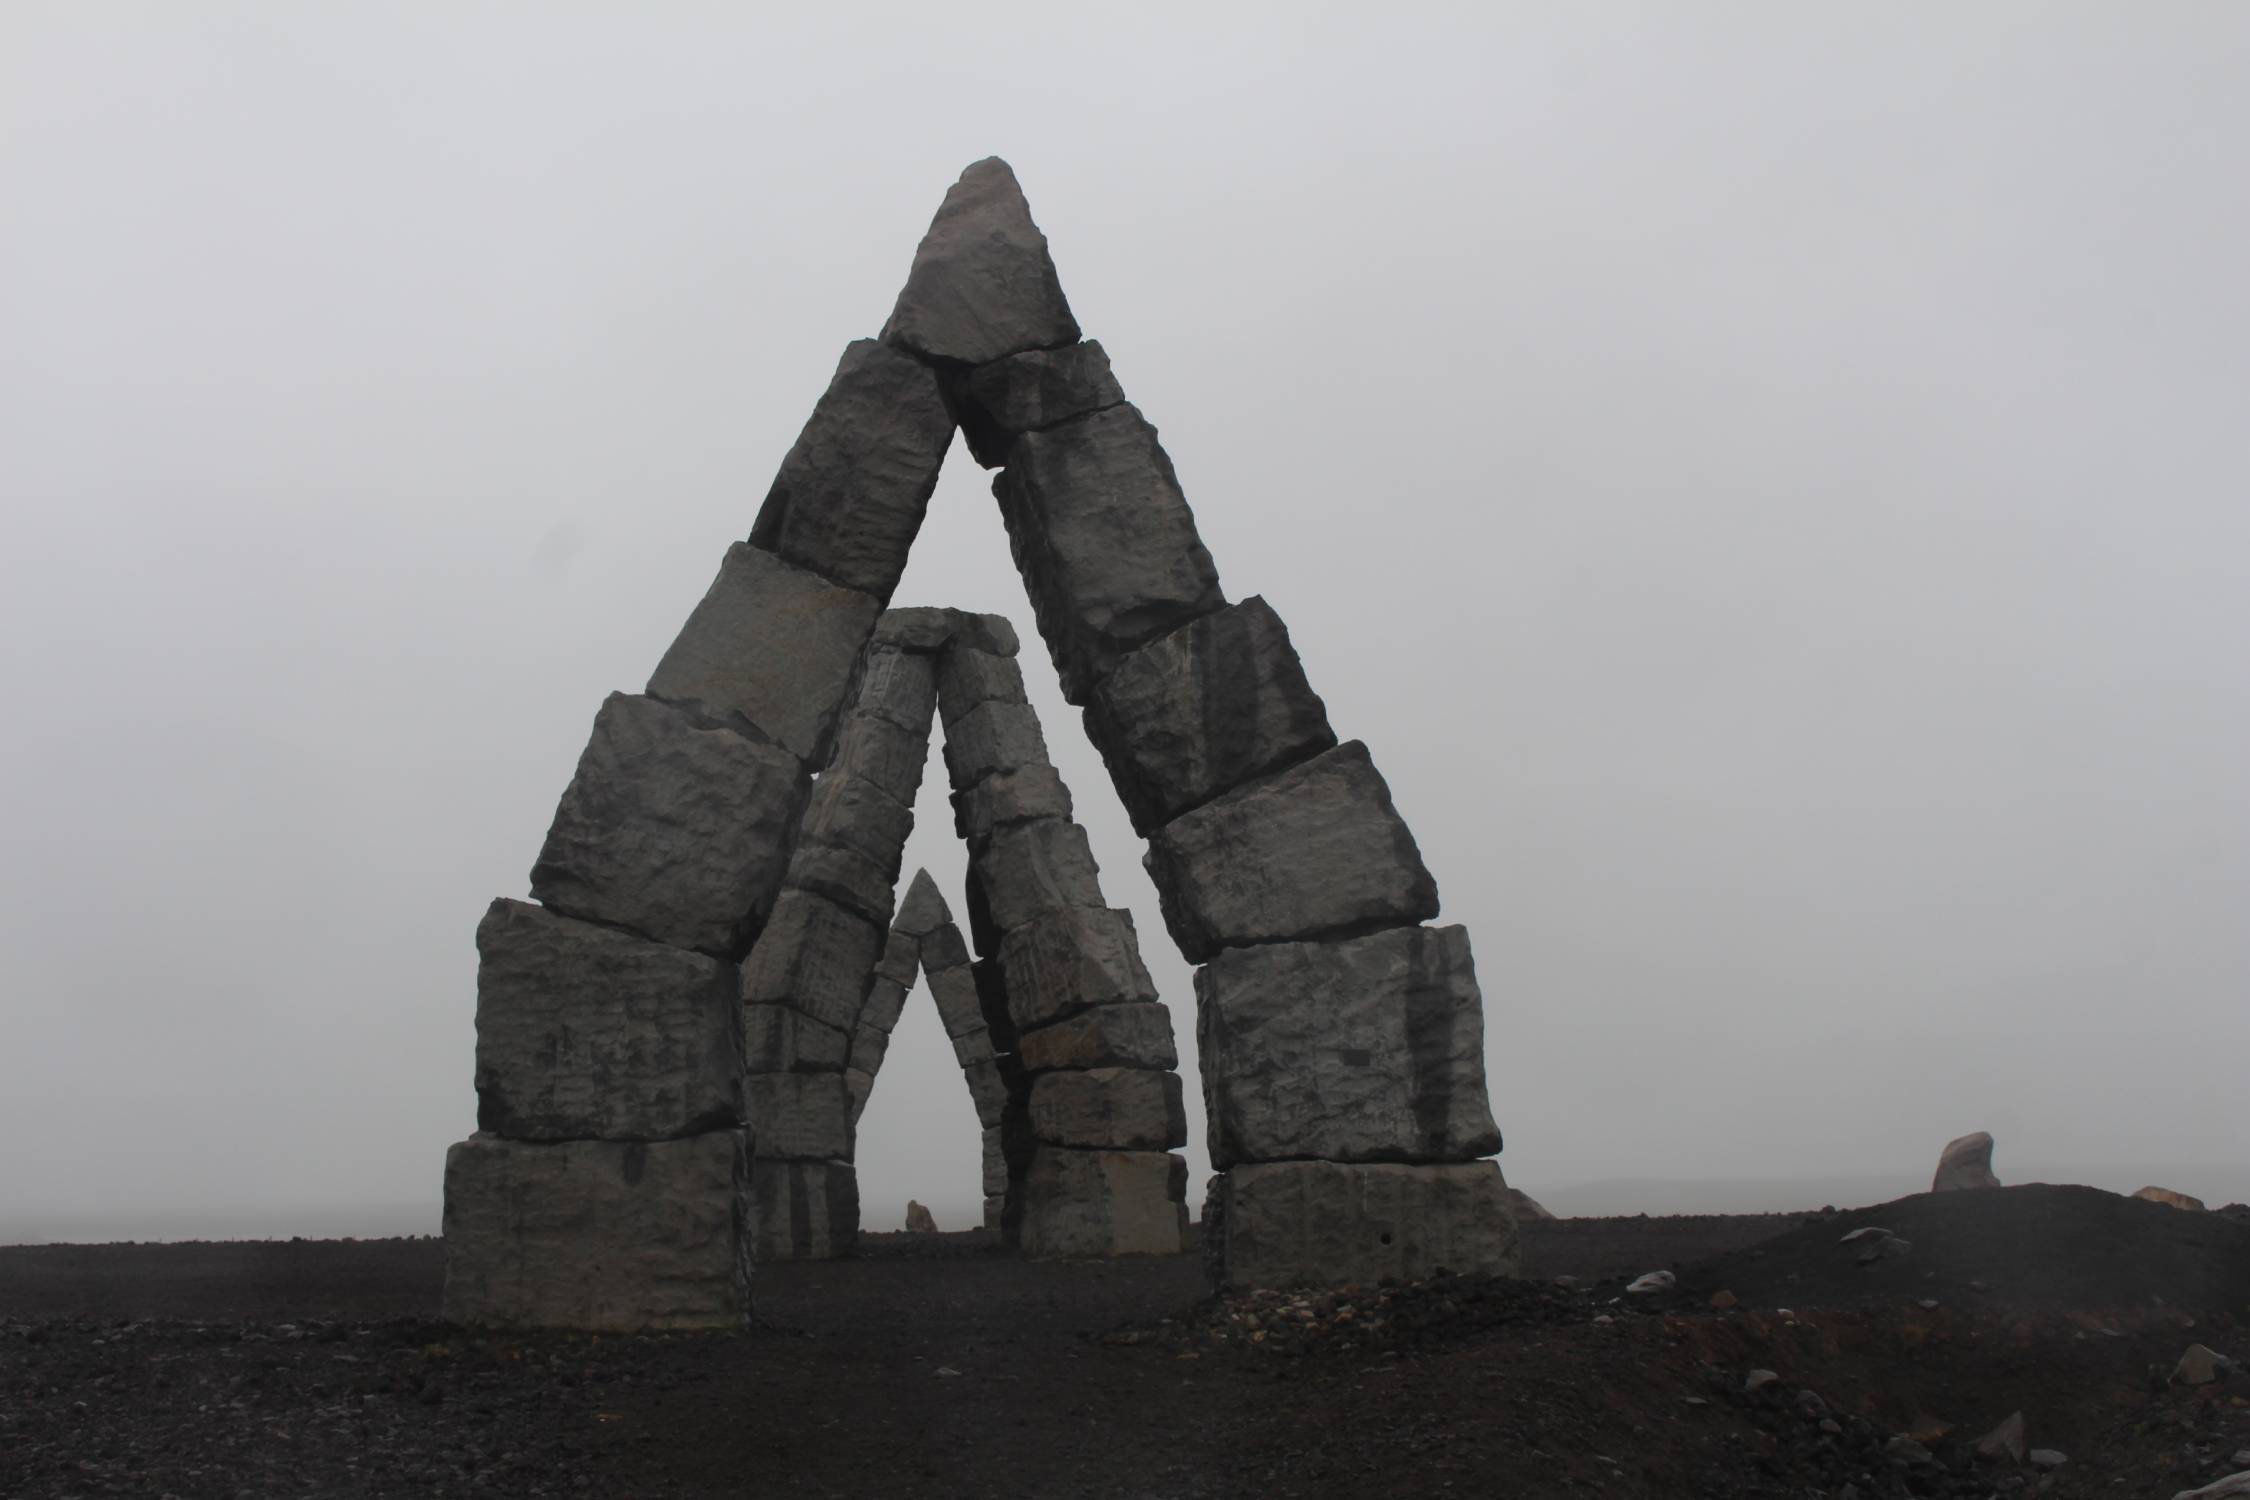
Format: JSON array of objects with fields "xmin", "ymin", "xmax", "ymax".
[
  {"xmin": 739, "ymin": 889, "xmax": 883, "ymax": 1032},
  {"xmin": 996, "ymin": 906, "xmax": 1159, "ymax": 1033},
  {"xmin": 968, "ymin": 817, "xmax": 1104, "ymax": 931},
  {"xmin": 740, "ymin": 999, "xmax": 850, "ymax": 1074},
  {"xmin": 950, "ymin": 764, "xmax": 1073, "ymax": 847},
  {"xmin": 1015, "ymin": 1001, "xmax": 1178, "ymax": 1074},
  {"xmin": 941, "ymin": 700, "xmax": 1051, "ymax": 789},
  {"xmin": 1205, "ymin": 1160, "xmax": 1520, "ymax": 1290},
  {"xmin": 1011, "ymin": 1148, "xmax": 1187, "ymax": 1259},
  {"xmin": 1027, "ymin": 1067, "xmax": 1186, "ymax": 1151},
  {"xmin": 955, "ymin": 340, "xmax": 1125, "ymax": 468},
  {"xmin": 749, "ymin": 1157, "xmax": 859, "ymax": 1262},
  {"xmin": 743, "ymin": 1072, "xmax": 855, "ymax": 1161}
]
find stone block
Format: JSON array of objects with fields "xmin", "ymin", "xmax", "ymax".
[
  {"xmin": 1195, "ymin": 924, "xmax": 1500, "ymax": 1170},
  {"xmin": 926, "ymin": 961, "xmax": 987, "ymax": 1039},
  {"xmin": 941, "ymin": 700, "xmax": 1051, "ymax": 789},
  {"xmin": 993, "ymin": 404, "xmax": 1226, "ymax": 704},
  {"xmin": 747, "ymin": 339, "xmax": 955, "ymax": 599},
  {"xmin": 859, "ymin": 976, "xmax": 910, "ymax": 1036},
  {"xmin": 781, "ymin": 840, "xmax": 896, "ymax": 928},
  {"xmin": 1143, "ymin": 741, "xmax": 1439, "ymax": 963},
  {"xmin": 973, "ymin": 959, "xmax": 1016, "ymax": 1052},
  {"xmin": 969, "ymin": 817, "xmax": 1105, "ymax": 931},
  {"xmin": 1084, "ymin": 596, "xmax": 1336, "ymax": 834},
  {"xmin": 844, "ymin": 1067, "xmax": 874, "ymax": 1125},
  {"xmin": 981, "ymin": 1126, "xmax": 1009, "ymax": 1196},
  {"xmin": 874, "ymin": 930, "xmax": 921, "ymax": 989},
  {"xmin": 919, "ymin": 917, "xmax": 971, "ymax": 974},
  {"xmin": 472, "ymin": 899, "xmax": 738, "ymax": 1142},
  {"xmin": 442, "ymin": 1130, "xmax": 749, "ymax": 1331},
  {"xmin": 646, "ymin": 543, "xmax": 882, "ymax": 768},
  {"xmin": 739, "ymin": 889, "xmax": 883, "ymax": 1032},
  {"xmin": 955, "ymin": 340, "xmax": 1126, "ymax": 468},
  {"xmin": 893, "ymin": 868, "xmax": 951, "ymax": 937},
  {"xmin": 531, "ymin": 693, "xmax": 806, "ymax": 958},
  {"xmin": 744, "ymin": 1072, "xmax": 855, "ymax": 1161},
  {"xmin": 949, "ymin": 1025, "xmax": 996, "ymax": 1070},
  {"xmin": 997, "ymin": 906, "xmax": 1158, "ymax": 1032},
  {"xmin": 848, "ymin": 644, "xmax": 940, "ymax": 735},
  {"xmin": 984, "ymin": 1195, "xmax": 1006, "ymax": 1233},
  {"xmin": 1204, "ymin": 1160, "xmax": 1520, "ymax": 1290},
  {"xmin": 1011, "ymin": 1148, "xmax": 1187, "ymax": 1259},
  {"xmin": 873, "ymin": 607, "xmax": 1019, "ymax": 658},
  {"xmin": 740, "ymin": 1000, "xmax": 850, "ymax": 1074},
  {"xmin": 880, "ymin": 157, "xmax": 1079, "ymax": 366},
  {"xmin": 825, "ymin": 711, "xmax": 932, "ymax": 809},
  {"xmin": 849, "ymin": 1023, "xmax": 890, "ymax": 1075},
  {"xmin": 797, "ymin": 772, "xmax": 915, "ymax": 873},
  {"xmin": 961, "ymin": 1056, "xmax": 1016, "ymax": 1129},
  {"xmin": 950, "ymin": 764, "xmax": 1073, "ymax": 847},
  {"xmin": 1027, "ymin": 1067, "xmax": 1185, "ymax": 1151},
  {"xmin": 1015, "ymin": 1001, "xmax": 1178, "ymax": 1073},
  {"xmin": 750, "ymin": 1157, "xmax": 859, "ymax": 1263},
  {"xmin": 936, "ymin": 647, "xmax": 1028, "ymax": 727}
]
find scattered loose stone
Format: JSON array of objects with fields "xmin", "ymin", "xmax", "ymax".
[
  {"xmin": 2137, "ymin": 1185, "xmax": 2209, "ymax": 1212},
  {"xmin": 2027, "ymin": 1448, "xmax": 2066, "ymax": 1468},
  {"xmin": 1975, "ymin": 1411, "xmax": 2027, "ymax": 1464},
  {"xmin": 1625, "ymin": 1271, "xmax": 1676, "ymax": 1295},
  {"xmin": 2172, "ymin": 1343, "xmax": 2234, "ymax": 1385},
  {"xmin": 1743, "ymin": 1369, "xmax": 1779, "ymax": 1393}
]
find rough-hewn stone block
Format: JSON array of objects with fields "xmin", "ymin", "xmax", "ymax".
[
  {"xmin": 949, "ymin": 1025, "xmax": 996, "ymax": 1070},
  {"xmin": 739, "ymin": 889, "xmax": 883, "ymax": 1032},
  {"xmin": 961, "ymin": 1056, "xmax": 1016, "ymax": 1129},
  {"xmin": 1143, "ymin": 741, "xmax": 1438, "ymax": 963},
  {"xmin": 781, "ymin": 840, "xmax": 895, "ymax": 928},
  {"xmin": 919, "ymin": 917, "xmax": 971, "ymax": 974},
  {"xmin": 880, "ymin": 158, "xmax": 1078, "ymax": 366},
  {"xmin": 1205, "ymin": 1160, "xmax": 1519, "ymax": 1289},
  {"xmin": 993, "ymin": 404, "xmax": 1226, "ymax": 704},
  {"xmin": 1011, "ymin": 1148, "xmax": 1187, "ymax": 1259},
  {"xmin": 750, "ymin": 1157, "xmax": 859, "ymax": 1263},
  {"xmin": 1027, "ymin": 1067, "xmax": 1185, "ymax": 1151},
  {"xmin": 969, "ymin": 817, "xmax": 1104, "ymax": 931},
  {"xmin": 1084, "ymin": 596, "xmax": 1335, "ymax": 833},
  {"xmin": 849, "ymin": 1022, "xmax": 890, "ymax": 1075},
  {"xmin": 950, "ymin": 764, "xmax": 1073, "ymax": 847},
  {"xmin": 849, "ymin": 645, "xmax": 940, "ymax": 735},
  {"xmin": 825, "ymin": 711, "xmax": 932, "ymax": 808},
  {"xmin": 984, "ymin": 1195, "xmax": 1006, "ymax": 1232},
  {"xmin": 740, "ymin": 1000, "xmax": 850, "ymax": 1074},
  {"xmin": 981, "ymin": 1126, "xmax": 1009, "ymax": 1197},
  {"xmin": 747, "ymin": 340, "xmax": 954, "ymax": 600},
  {"xmin": 798, "ymin": 773, "xmax": 914, "ymax": 873},
  {"xmin": 874, "ymin": 929, "xmax": 922, "ymax": 989},
  {"xmin": 997, "ymin": 906, "xmax": 1158, "ymax": 1032},
  {"xmin": 442, "ymin": 1130, "xmax": 750, "ymax": 1331},
  {"xmin": 936, "ymin": 647, "xmax": 1028, "ymax": 727},
  {"xmin": 844, "ymin": 1067, "xmax": 874, "ymax": 1125},
  {"xmin": 646, "ymin": 543, "xmax": 882, "ymax": 768},
  {"xmin": 893, "ymin": 868, "xmax": 950, "ymax": 937},
  {"xmin": 1196, "ymin": 924, "xmax": 1499, "ymax": 1170},
  {"xmin": 872, "ymin": 607, "xmax": 1019, "ymax": 658},
  {"xmin": 530, "ymin": 693, "xmax": 807, "ymax": 958},
  {"xmin": 743, "ymin": 1072, "xmax": 855, "ymax": 1161},
  {"xmin": 472, "ymin": 899, "xmax": 738, "ymax": 1142},
  {"xmin": 941, "ymin": 700, "xmax": 1051, "ymax": 789},
  {"xmin": 955, "ymin": 340, "xmax": 1125, "ymax": 468},
  {"xmin": 1015, "ymin": 1001, "xmax": 1178, "ymax": 1074},
  {"xmin": 926, "ymin": 961, "xmax": 987, "ymax": 1039}
]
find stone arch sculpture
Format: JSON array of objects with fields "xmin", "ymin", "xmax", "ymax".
[{"xmin": 442, "ymin": 159, "xmax": 1515, "ymax": 1331}]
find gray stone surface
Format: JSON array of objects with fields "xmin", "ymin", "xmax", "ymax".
[
  {"xmin": 919, "ymin": 915, "xmax": 971, "ymax": 974},
  {"xmin": 893, "ymin": 868, "xmax": 951, "ymax": 937},
  {"xmin": 1016, "ymin": 1001, "xmax": 1179, "ymax": 1073},
  {"xmin": 1932, "ymin": 1131, "xmax": 2001, "ymax": 1192},
  {"xmin": 969, "ymin": 817, "xmax": 1105, "ymax": 931},
  {"xmin": 825, "ymin": 710, "xmax": 932, "ymax": 808},
  {"xmin": 442, "ymin": 1129, "xmax": 750, "ymax": 1331},
  {"xmin": 844, "ymin": 1067, "xmax": 874, "ymax": 1125},
  {"xmin": 740, "ymin": 1000, "xmax": 850, "ymax": 1074},
  {"xmin": 1084, "ymin": 596, "xmax": 1336, "ymax": 833},
  {"xmin": 849, "ymin": 1023, "xmax": 890, "ymax": 1075},
  {"xmin": 960, "ymin": 1056, "xmax": 1015, "ymax": 1129},
  {"xmin": 530, "ymin": 692, "xmax": 807, "ymax": 958},
  {"xmin": 472, "ymin": 899, "xmax": 739, "ymax": 1142},
  {"xmin": 993, "ymin": 403, "xmax": 1227, "ymax": 704},
  {"xmin": 739, "ymin": 889, "xmax": 884, "ymax": 1032},
  {"xmin": 1012, "ymin": 1148, "xmax": 1187, "ymax": 1259},
  {"xmin": 941, "ymin": 700, "xmax": 1052, "ymax": 789},
  {"xmin": 646, "ymin": 543, "xmax": 882, "ymax": 768},
  {"xmin": 982, "ymin": 1126, "xmax": 1009, "ymax": 1197},
  {"xmin": 1205, "ymin": 1159, "xmax": 1520, "ymax": 1290},
  {"xmin": 800, "ymin": 773, "xmax": 914, "ymax": 868},
  {"xmin": 950, "ymin": 764, "xmax": 1073, "ymax": 847},
  {"xmin": 984, "ymin": 1195, "xmax": 1006, "ymax": 1232},
  {"xmin": 948, "ymin": 1026, "xmax": 996, "ymax": 1070},
  {"xmin": 849, "ymin": 645, "xmax": 940, "ymax": 735},
  {"xmin": 872, "ymin": 607, "xmax": 1019, "ymax": 658},
  {"xmin": 746, "ymin": 339, "xmax": 955, "ymax": 599},
  {"xmin": 997, "ymin": 906, "xmax": 1159, "ymax": 1032},
  {"xmin": 1195, "ymin": 924, "xmax": 1500, "ymax": 1170},
  {"xmin": 780, "ymin": 840, "xmax": 895, "ymax": 928},
  {"xmin": 936, "ymin": 647, "xmax": 1028, "ymax": 726},
  {"xmin": 744, "ymin": 1072, "xmax": 855, "ymax": 1161},
  {"xmin": 1027, "ymin": 1067, "xmax": 1186, "ymax": 1151},
  {"xmin": 880, "ymin": 157, "xmax": 1078, "ymax": 366},
  {"xmin": 749, "ymin": 1157, "xmax": 859, "ymax": 1262},
  {"xmin": 925, "ymin": 961, "xmax": 987, "ymax": 1039},
  {"xmin": 956, "ymin": 340, "xmax": 1125, "ymax": 468},
  {"xmin": 1144, "ymin": 740, "xmax": 1439, "ymax": 963},
  {"xmin": 860, "ymin": 973, "xmax": 910, "ymax": 1032}
]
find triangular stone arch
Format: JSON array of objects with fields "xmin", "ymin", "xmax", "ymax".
[{"xmin": 442, "ymin": 160, "xmax": 1515, "ymax": 1332}]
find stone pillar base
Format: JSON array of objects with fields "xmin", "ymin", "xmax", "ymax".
[
  {"xmin": 750, "ymin": 1158, "xmax": 859, "ymax": 1262},
  {"xmin": 1010, "ymin": 1147, "xmax": 1187, "ymax": 1258},
  {"xmin": 1202, "ymin": 1159, "xmax": 1520, "ymax": 1290}
]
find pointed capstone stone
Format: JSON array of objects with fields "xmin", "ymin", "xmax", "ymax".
[
  {"xmin": 747, "ymin": 340, "xmax": 955, "ymax": 600},
  {"xmin": 893, "ymin": 868, "xmax": 951, "ymax": 937},
  {"xmin": 881, "ymin": 158, "xmax": 1079, "ymax": 366}
]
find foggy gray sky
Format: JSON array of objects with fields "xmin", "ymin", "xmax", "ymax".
[{"xmin": 4, "ymin": 4, "xmax": 2245, "ymax": 1240}]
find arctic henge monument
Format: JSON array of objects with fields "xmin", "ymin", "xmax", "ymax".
[{"xmin": 442, "ymin": 159, "xmax": 1515, "ymax": 1330}]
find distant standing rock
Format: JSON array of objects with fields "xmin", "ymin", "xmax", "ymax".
[
  {"xmin": 2136, "ymin": 1186, "xmax": 2208, "ymax": 1212},
  {"xmin": 1504, "ymin": 1187, "xmax": 1556, "ymax": 1222},
  {"xmin": 905, "ymin": 1200, "xmax": 938, "ymax": 1234},
  {"xmin": 1932, "ymin": 1131, "xmax": 2001, "ymax": 1192}
]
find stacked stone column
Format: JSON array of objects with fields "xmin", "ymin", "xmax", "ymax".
[{"xmin": 880, "ymin": 159, "xmax": 1519, "ymax": 1287}]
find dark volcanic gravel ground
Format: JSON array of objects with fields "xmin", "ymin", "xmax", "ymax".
[{"xmin": 4, "ymin": 1189, "xmax": 2247, "ymax": 1499}]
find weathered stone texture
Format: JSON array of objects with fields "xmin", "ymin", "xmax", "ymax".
[
  {"xmin": 873, "ymin": 607, "xmax": 1019, "ymax": 658},
  {"xmin": 1016, "ymin": 1001, "xmax": 1178, "ymax": 1074},
  {"xmin": 874, "ymin": 929, "xmax": 922, "ymax": 989},
  {"xmin": 849, "ymin": 1023, "xmax": 890, "ymax": 1076},
  {"xmin": 1196, "ymin": 924, "xmax": 1500, "ymax": 1170},
  {"xmin": 1143, "ymin": 740, "xmax": 1438, "ymax": 963},
  {"xmin": 893, "ymin": 868, "xmax": 950, "ymax": 937},
  {"xmin": 472, "ymin": 899, "xmax": 738, "ymax": 1142},
  {"xmin": 918, "ymin": 916, "xmax": 971, "ymax": 975},
  {"xmin": 960, "ymin": 1056, "xmax": 1015, "ymax": 1129},
  {"xmin": 880, "ymin": 157, "xmax": 1079, "ymax": 366},
  {"xmin": 746, "ymin": 340, "xmax": 955, "ymax": 600},
  {"xmin": 981, "ymin": 1126, "xmax": 1009, "ymax": 1196},
  {"xmin": 743, "ymin": 1073, "xmax": 855, "ymax": 1162},
  {"xmin": 442, "ymin": 1130, "xmax": 750, "ymax": 1331},
  {"xmin": 1933, "ymin": 1131, "xmax": 2001, "ymax": 1192},
  {"xmin": 955, "ymin": 340, "xmax": 1125, "ymax": 468},
  {"xmin": 1205, "ymin": 1160, "xmax": 1519, "ymax": 1290},
  {"xmin": 645, "ymin": 543, "xmax": 881, "ymax": 768},
  {"xmin": 972, "ymin": 959, "xmax": 1015, "ymax": 1051},
  {"xmin": 780, "ymin": 841, "xmax": 895, "ymax": 928},
  {"xmin": 530, "ymin": 692, "xmax": 806, "ymax": 958},
  {"xmin": 942, "ymin": 701, "xmax": 1052, "ymax": 789},
  {"xmin": 844, "ymin": 1067, "xmax": 874, "ymax": 1125},
  {"xmin": 1012, "ymin": 1148, "xmax": 1188, "ymax": 1259},
  {"xmin": 948, "ymin": 1026, "xmax": 996, "ymax": 1070},
  {"xmin": 749, "ymin": 1157, "xmax": 859, "ymax": 1263},
  {"xmin": 1084, "ymin": 596, "xmax": 1335, "ymax": 833},
  {"xmin": 983, "ymin": 1196, "xmax": 1006, "ymax": 1232},
  {"xmin": 739, "ymin": 890, "xmax": 883, "ymax": 1032},
  {"xmin": 849, "ymin": 645, "xmax": 940, "ymax": 735},
  {"xmin": 926, "ymin": 961, "xmax": 987, "ymax": 1039},
  {"xmin": 798, "ymin": 773, "xmax": 915, "ymax": 873},
  {"xmin": 1027, "ymin": 1067, "xmax": 1186, "ymax": 1151},
  {"xmin": 951, "ymin": 764, "xmax": 1073, "ymax": 847},
  {"xmin": 993, "ymin": 404, "xmax": 1227, "ymax": 704},
  {"xmin": 969, "ymin": 817, "xmax": 1105, "ymax": 931},
  {"xmin": 936, "ymin": 647, "xmax": 1029, "ymax": 729},
  {"xmin": 740, "ymin": 1000, "xmax": 849, "ymax": 1074},
  {"xmin": 825, "ymin": 711, "xmax": 932, "ymax": 809},
  {"xmin": 997, "ymin": 906, "xmax": 1159, "ymax": 1032}
]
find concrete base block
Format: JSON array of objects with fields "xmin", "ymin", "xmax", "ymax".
[{"xmin": 1203, "ymin": 1159, "xmax": 1520, "ymax": 1290}]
